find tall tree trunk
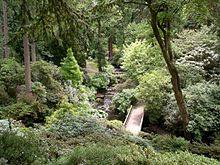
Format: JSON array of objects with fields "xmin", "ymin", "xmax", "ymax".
[
  {"xmin": 31, "ymin": 42, "xmax": 36, "ymax": 62},
  {"xmin": 97, "ymin": 19, "xmax": 104, "ymax": 71},
  {"xmin": 2, "ymin": 0, "xmax": 9, "ymax": 59},
  {"xmin": 108, "ymin": 35, "xmax": 113, "ymax": 60},
  {"xmin": 23, "ymin": 34, "xmax": 32, "ymax": 92},
  {"xmin": 149, "ymin": 7, "xmax": 189, "ymax": 137}
]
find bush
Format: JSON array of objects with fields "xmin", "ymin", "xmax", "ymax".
[
  {"xmin": 0, "ymin": 58, "xmax": 24, "ymax": 97},
  {"xmin": 185, "ymin": 82, "xmax": 220, "ymax": 141},
  {"xmin": 122, "ymin": 40, "xmax": 165, "ymax": 82},
  {"xmin": 89, "ymin": 72, "xmax": 110, "ymax": 91},
  {"xmin": 0, "ymin": 83, "xmax": 10, "ymax": 105},
  {"xmin": 60, "ymin": 48, "xmax": 83, "ymax": 87},
  {"xmin": 32, "ymin": 82, "xmax": 47, "ymax": 103},
  {"xmin": 147, "ymin": 151, "xmax": 220, "ymax": 165},
  {"xmin": 3, "ymin": 100, "xmax": 50, "ymax": 126},
  {"xmin": 136, "ymin": 70, "xmax": 170, "ymax": 124},
  {"xmin": 190, "ymin": 142, "xmax": 220, "ymax": 160},
  {"xmin": 151, "ymin": 135, "xmax": 189, "ymax": 152},
  {"xmin": 56, "ymin": 143, "xmax": 147, "ymax": 165},
  {"xmin": 47, "ymin": 106, "xmax": 105, "ymax": 138},
  {"xmin": 125, "ymin": 21, "xmax": 154, "ymax": 44},
  {"xmin": 112, "ymin": 88, "xmax": 136, "ymax": 115},
  {"xmin": 174, "ymin": 26, "xmax": 220, "ymax": 82},
  {"xmin": 164, "ymin": 82, "xmax": 220, "ymax": 141},
  {"xmin": 32, "ymin": 60, "xmax": 65, "ymax": 106},
  {"xmin": 0, "ymin": 131, "xmax": 46, "ymax": 165},
  {"xmin": 177, "ymin": 63, "xmax": 205, "ymax": 88}
]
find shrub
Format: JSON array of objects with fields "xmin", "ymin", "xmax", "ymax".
[
  {"xmin": 32, "ymin": 60, "xmax": 65, "ymax": 106},
  {"xmin": 122, "ymin": 40, "xmax": 165, "ymax": 82},
  {"xmin": 103, "ymin": 63, "xmax": 116, "ymax": 84},
  {"xmin": 32, "ymin": 82, "xmax": 47, "ymax": 103},
  {"xmin": 125, "ymin": 21, "xmax": 154, "ymax": 44},
  {"xmin": 185, "ymin": 82, "xmax": 220, "ymax": 141},
  {"xmin": 174, "ymin": 26, "xmax": 220, "ymax": 82},
  {"xmin": 0, "ymin": 83, "xmax": 10, "ymax": 105},
  {"xmin": 177, "ymin": 63, "xmax": 205, "ymax": 88},
  {"xmin": 89, "ymin": 72, "xmax": 110, "ymax": 91},
  {"xmin": 151, "ymin": 135, "xmax": 189, "ymax": 152},
  {"xmin": 136, "ymin": 70, "xmax": 170, "ymax": 124},
  {"xmin": 60, "ymin": 48, "xmax": 83, "ymax": 87},
  {"xmin": 112, "ymin": 88, "xmax": 136, "ymax": 115},
  {"xmin": 190, "ymin": 142, "xmax": 220, "ymax": 160},
  {"xmin": 164, "ymin": 82, "xmax": 220, "ymax": 141},
  {"xmin": 0, "ymin": 58, "xmax": 24, "ymax": 97},
  {"xmin": 56, "ymin": 143, "xmax": 147, "ymax": 165},
  {"xmin": 47, "ymin": 106, "xmax": 105, "ymax": 138},
  {"xmin": 146, "ymin": 151, "xmax": 220, "ymax": 165},
  {"xmin": 3, "ymin": 100, "xmax": 50, "ymax": 126},
  {"xmin": 31, "ymin": 60, "xmax": 62, "ymax": 86},
  {"xmin": 0, "ymin": 131, "xmax": 46, "ymax": 165}
]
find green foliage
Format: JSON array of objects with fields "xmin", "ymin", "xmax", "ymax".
[
  {"xmin": 0, "ymin": 83, "xmax": 10, "ymax": 105},
  {"xmin": 174, "ymin": 26, "xmax": 218, "ymax": 56},
  {"xmin": 50, "ymin": 114, "xmax": 104, "ymax": 138},
  {"xmin": 125, "ymin": 21, "xmax": 154, "ymax": 44},
  {"xmin": 113, "ymin": 88, "xmax": 136, "ymax": 114},
  {"xmin": 2, "ymin": 100, "xmax": 50, "ymax": 126},
  {"xmin": 122, "ymin": 40, "xmax": 165, "ymax": 82},
  {"xmin": 177, "ymin": 63, "xmax": 205, "ymax": 88},
  {"xmin": 152, "ymin": 135, "xmax": 189, "ymax": 152},
  {"xmin": 137, "ymin": 70, "xmax": 170, "ymax": 123},
  {"xmin": 47, "ymin": 104, "xmax": 105, "ymax": 138},
  {"xmin": 57, "ymin": 143, "xmax": 147, "ymax": 165},
  {"xmin": 190, "ymin": 141, "xmax": 220, "ymax": 160},
  {"xmin": 165, "ymin": 82, "xmax": 220, "ymax": 141},
  {"xmin": 147, "ymin": 150, "xmax": 220, "ymax": 165},
  {"xmin": 32, "ymin": 60, "xmax": 65, "ymax": 106},
  {"xmin": 0, "ymin": 131, "xmax": 45, "ymax": 165},
  {"xmin": 32, "ymin": 82, "xmax": 47, "ymax": 103},
  {"xmin": 0, "ymin": 58, "xmax": 24, "ymax": 97},
  {"xmin": 103, "ymin": 63, "xmax": 116, "ymax": 84},
  {"xmin": 61, "ymin": 48, "xmax": 83, "ymax": 87},
  {"xmin": 185, "ymin": 82, "xmax": 220, "ymax": 141},
  {"xmin": 89, "ymin": 72, "xmax": 110, "ymax": 91}
]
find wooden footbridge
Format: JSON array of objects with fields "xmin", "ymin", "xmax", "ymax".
[{"xmin": 123, "ymin": 104, "xmax": 145, "ymax": 135}]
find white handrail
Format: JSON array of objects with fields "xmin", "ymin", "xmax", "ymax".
[{"xmin": 123, "ymin": 105, "xmax": 133, "ymax": 126}]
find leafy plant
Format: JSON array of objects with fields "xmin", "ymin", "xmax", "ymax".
[
  {"xmin": 113, "ymin": 88, "xmax": 136, "ymax": 114},
  {"xmin": 89, "ymin": 72, "xmax": 110, "ymax": 91},
  {"xmin": 146, "ymin": 150, "xmax": 219, "ymax": 165},
  {"xmin": 165, "ymin": 82, "xmax": 220, "ymax": 141},
  {"xmin": 0, "ymin": 131, "xmax": 46, "ymax": 165},
  {"xmin": 0, "ymin": 58, "xmax": 24, "ymax": 97},
  {"xmin": 136, "ymin": 70, "xmax": 170, "ymax": 124},
  {"xmin": 60, "ymin": 48, "xmax": 83, "ymax": 87},
  {"xmin": 32, "ymin": 60, "xmax": 65, "ymax": 106},
  {"xmin": 56, "ymin": 143, "xmax": 147, "ymax": 165},
  {"xmin": 122, "ymin": 40, "xmax": 165, "ymax": 82},
  {"xmin": 3, "ymin": 100, "xmax": 50, "ymax": 126},
  {"xmin": 152, "ymin": 135, "xmax": 189, "ymax": 152}
]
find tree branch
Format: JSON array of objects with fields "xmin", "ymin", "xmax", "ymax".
[{"xmin": 123, "ymin": 1, "xmax": 148, "ymax": 6}]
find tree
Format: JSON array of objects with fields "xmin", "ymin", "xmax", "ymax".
[
  {"xmin": 124, "ymin": 0, "xmax": 190, "ymax": 136},
  {"xmin": 21, "ymin": 0, "xmax": 31, "ymax": 92},
  {"xmin": 30, "ymin": 42, "xmax": 36, "ymax": 62},
  {"xmin": 2, "ymin": 0, "xmax": 9, "ymax": 59},
  {"xmin": 61, "ymin": 48, "xmax": 83, "ymax": 87}
]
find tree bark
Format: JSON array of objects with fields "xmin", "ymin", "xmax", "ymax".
[
  {"xmin": 2, "ymin": 0, "xmax": 9, "ymax": 59},
  {"xmin": 149, "ymin": 6, "xmax": 189, "ymax": 137},
  {"xmin": 23, "ymin": 34, "xmax": 32, "ymax": 92},
  {"xmin": 31, "ymin": 42, "xmax": 37, "ymax": 62},
  {"xmin": 108, "ymin": 35, "xmax": 113, "ymax": 60},
  {"xmin": 97, "ymin": 19, "xmax": 104, "ymax": 71}
]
